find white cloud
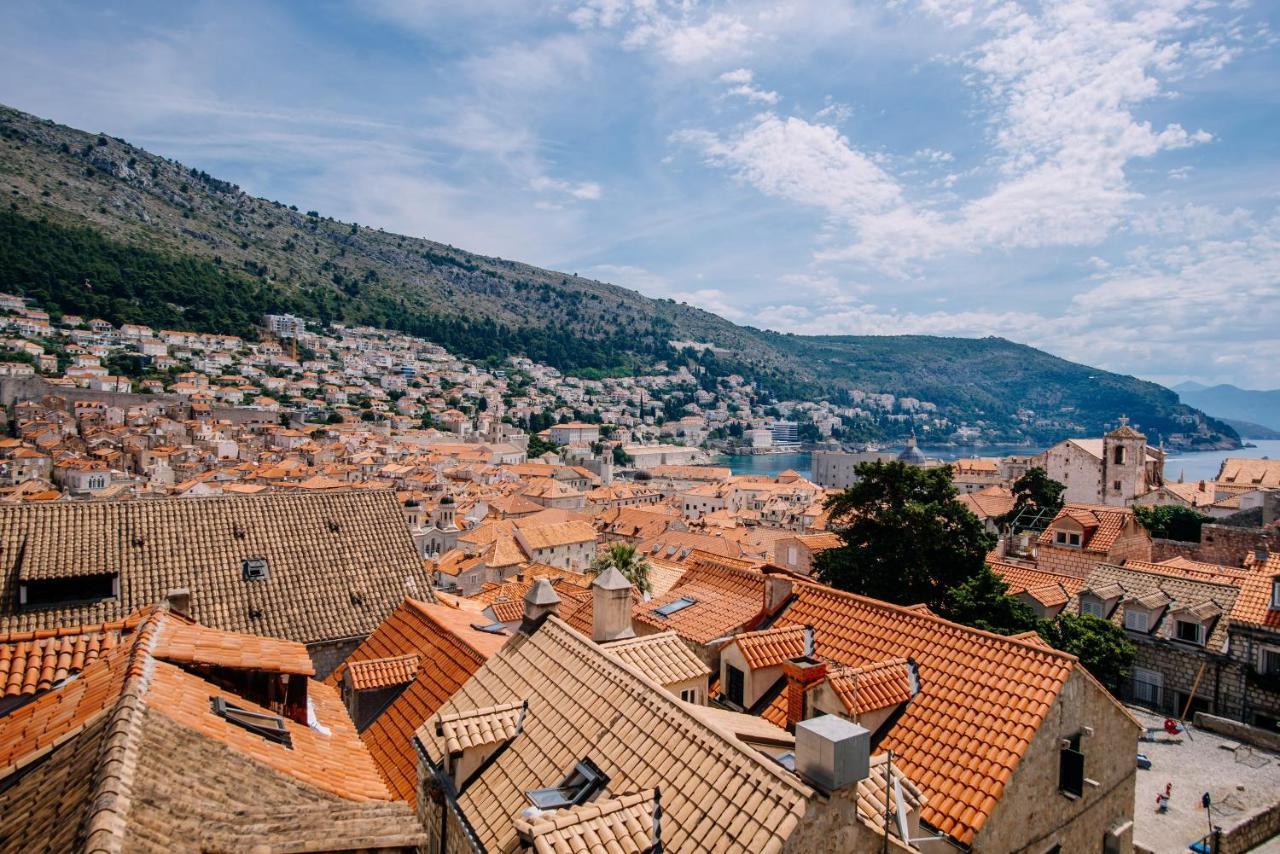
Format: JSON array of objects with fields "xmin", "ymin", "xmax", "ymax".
[
  {"xmin": 716, "ymin": 67, "xmax": 778, "ymax": 104},
  {"xmin": 674, "ymin": 114, "xmax": 903, "ymax": 219}
]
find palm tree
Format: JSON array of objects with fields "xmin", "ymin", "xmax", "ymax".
[{"xmin": 589, "ymin": 542, "xmax": 652, "ymax": 595}]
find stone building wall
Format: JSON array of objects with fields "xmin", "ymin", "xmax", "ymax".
[
  {"xmin": 784, "ymin": 784, "xmax": 913, "ymax": 853},
  {"xmin": 1151, "ymin": 524, "xmax": 1280, "ymax": 568},
  {"xmin": 307, "ymin": 637, "xmax": 364, "ymax": 681},
  {"xmin": 1123, "ymin": 638, "xmax": 1243, "ymax": 721},
  {"xmin": 1224, "ymin": 624, "xmax": 1280, "ymax": 728},
  {"xmin": 975, "ymin": 669, "xmax": 1138, "ymax": 854}
]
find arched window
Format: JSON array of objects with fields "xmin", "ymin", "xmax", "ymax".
[{"xmin": 1113, "ymin": 446, "xmax": 1125, "ymax": 465}]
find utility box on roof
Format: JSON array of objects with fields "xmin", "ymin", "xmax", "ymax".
[{"xmin": 795, "ymin": 714, "xmax": 869, "ymax": 792}]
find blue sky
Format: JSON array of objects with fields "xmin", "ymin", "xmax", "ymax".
[{"xmin": 2, "ymin": 1, "xmax": 1278, "ymax": 388}]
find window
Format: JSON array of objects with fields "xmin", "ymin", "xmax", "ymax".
[
  {"xmin": 1124, "ymin": 609, "xmax": 1149, "ymax": 632},
  {"xmin": 1112, "ymin": 481, "xmax": 1122, "ymax": 493},
  {"xmin": 1114, "ymin": 446, "xmax": 1126, "ymax": 465},
  {"xmin": 679, "ymin": 688, "xmax": 697, "ymax": 703},
  {"xmin": 1069, "ymin": 533, "xmax": 1080, "ymax": 546},
  {"xmin": 654, "ymin": 596, "xmax": 697, "ymax": 617},
  {"xmin": 19, "ymin": 573, "xmax": 117, "ymax": 609},
  {"xmin": 1271, "ymin": 578, "xmax": 1280, "ymax": 610},
  {"xmin": 525, "ymin": 758, "xmax": 608, "ymax": 810},
  {"xmin": 1175, "ymin": 620, "xmax": 1204, "ymax": 645},
  {"xmin": 1260, "ymin": 648, "xmax": 1280, "ymax": 676},
  {"xmin": 242, "ymin": 557, "xmax": 269, "ymax": 581},
  {"xmin": 1132, "ymin": 667, "xmax": 1163, "ymax": 707},
  {"xmin": 1055, "ymin": 532, "xmax": 1067, "ymax": 545},
  {"xmin": 1058, "ymin": 733, "xmax": 1084, "ymax": 798},
  {"xmin": 1081, "ymin": 599, "xmax": 1103, "ymax": 617},
  {"xmin": 726, "ymin": 664, "xmax": 745, "ymax": 707},
  {"xmin": 211, "ymin": 697, "xmax": 292, "ymax": 747}
]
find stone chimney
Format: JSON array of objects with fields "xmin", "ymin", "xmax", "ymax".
[
  {"xmin": 520, "ymin": 578, "xmax": 561, "ymax": 634},
  {"xmin": 592, "ymin": 566, "xmax": 635, "ymax": 643},
  {"xmin": 165, "ymin": 587, "xmax": 192, "ymax": 617},
  {"xmin": 763, "ymin": 574, "xmax": 794, "ymax": 616},
  {"xmin": 782, "ymin": 655, "xmax": 826, "ymax": 727}
]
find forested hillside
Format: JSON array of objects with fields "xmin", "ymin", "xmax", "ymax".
[{"xmin": 0, "ymin": 104, "xmax": 1239, "ymax": 447}]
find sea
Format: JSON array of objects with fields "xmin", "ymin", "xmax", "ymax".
[{"xmin": 715, "ymin": 440, "xmax": 1280, "ymax": 484}]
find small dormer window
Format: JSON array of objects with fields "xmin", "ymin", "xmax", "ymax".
[
  {"xmin": 242, "ymin": 557, "xmax": 269, "ymax": 581},
  {"xmin": 211, "ymin": 697, "xmax": 292, "ymax": 747},
  {"xmin": 525, "ymin": 758, "xmax": 608, "ymax": 810},
  {"xmin": 1175, "ymin": 620, "xmax": 1204, "ymax": 645},
  {"xmin": 1081, "ymin": 599, "xmax": 1103, "ymax": 618},
  {"xmin": 1124, "ymin": 609, "xmax": 1149, "ymax": 632}
]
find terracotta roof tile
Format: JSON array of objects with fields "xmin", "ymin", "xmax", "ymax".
[
  {"xmin": 346, "ymin": 653, "xmax": 420, "ymax": 691},
  {"xmin": 601, "ymin": 631, "xmax": 711, "ymax": 687},
  {"xmin": 323, "ymin": 598, "xmax": 506, "ymax": 805},
  {"xmin": 764, "ymin": 582, "xmax": 1078, "ymax": 846},
  {"xmin": 0, "ymin": 492, "xmax": 432, "ymax": 649},
  {"xmin": 438, "ymin": 701, "xmax": 525, "ymax": 754},
  {"xmin": 416, "ymin": 617, "xmax": 812, "ymax": 854},
  {"xmin": 826, "ymin": 657, "xmax": 914, "ymax": 715},
  {"xmin": 513, "ymin": 788, "xmax": 657, "ymax": 854},
  {"xmin": 733, "ymin": 625, "xmax": 807, "ymax": 670}
]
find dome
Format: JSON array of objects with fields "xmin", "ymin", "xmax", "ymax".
[
  {"xmin": 440, "ymin": 495, "xmax": 455, "ymax": 506},
  {"xmin": 897, "ymin": 444, "xmax": 927, "ymax": 464}
]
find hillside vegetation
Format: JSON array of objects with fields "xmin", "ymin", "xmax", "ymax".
[{"xmin": 0, "ymin": 104, "xmax": 1238, "ymax": 447}]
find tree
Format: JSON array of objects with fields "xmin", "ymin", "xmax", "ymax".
[
  {"xmin": 526, "ymin": 434, "xmax": 560, "ymax": 459},
  {"xmin": 942, "ymin": 565, "xmax": 1040, "ymax": 636},
  {"xmin": 1000, "ymin": 466, "xmax": 1065, "ymax": 528},
  {"xmin": 612, "ymin": 445, "xmax": 633, "ymax": 466},
  {"xmin": 1036, "ymin": 612, "xmax": 1135, "ymax": 691},
  {"xmin": 1133, "ymin": 504, "xmax": 1209, "ymax": 542},
  {"xmin": 589, "ymin": 543, "xmax": 652, "ymax": 595},
  {"xmin": 815, "ymin": 461, "xmax": 995, "ymax": 611}
]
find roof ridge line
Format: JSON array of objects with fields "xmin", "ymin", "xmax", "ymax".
[
  {"xmin": 79, "ymin": 608, "xmax": 166, "ymax": 853},
  {"xmin": 790, "ymin": 580, "xmax": 1080, "ymax": 662},
  {"xmin": 542, "ymin": 616, "xmax": 814, "ymax": 798}
]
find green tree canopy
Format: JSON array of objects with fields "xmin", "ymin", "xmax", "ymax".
[
  {"xmin": 814, "ymin": 461, "xmax": 995, "ymax": 611},
  {"xmin": 589, "ymin": 543, "xmax": 652, "ymax": 595},
  {"xmin": 942, "ymin": 564, "xmax": 1040, "ymax": 636},
  {"xmin": 1036, "ymin": 612, "xmax": 1136, "ymax": 691},
  {"xmin": 1000, "ymin": 466, "xmax": 1065, "ymax": 529},
  {"xmin": 1133, "ymin": 504, "xmax": 1209, "ymax": 542},
  {"xmin": 526, "ymin": 433, "xmax": 560, "ymax": 459}
]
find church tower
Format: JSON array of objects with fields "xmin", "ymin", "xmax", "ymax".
[{"xmin": 1101, "ymin": 417, "xmax": 1147, "ymax": 506}]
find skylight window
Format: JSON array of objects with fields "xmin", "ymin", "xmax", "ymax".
[
  {"xmin": 242, "ymin": 557, "xmax": 269, "ymax": 581},
  {"xmin": 211, "ymin": 696, "xmax": 292, "ymax": 747},
  {"xmin": 470, "ymin": 621, "xmax": 508, "ymax": 634},
  {"xmin": 525, "ymin": 758, "xmax": 608, "ymax": 810},
  {"xmin": 654, "ymin": 596, "xmax": 697, "ymax": 617}
]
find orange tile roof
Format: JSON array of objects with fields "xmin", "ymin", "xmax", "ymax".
[
  {"xmin": 346, "ymin": 653, "xmax": 420, "ymax": 691},
  {"xmin": 0, "ymin": 613, "xmax": 144, "ymax": 700},
  {"xmin": 151, "ymin": 619, "xmax": 315, "ymax": 676},
  {"xmin": 1038, "ymin": 503, "xmax": 1136, "ymax": 553},
  {"xmin": 766, "ymin": 581, "xmax": 1079, "ymax": 846},
  {"xmin": 323, "ymin": 598, "xmax": 506, "ymax": 805},
  {"xmin": 825, "ymin": 658, "xmax": 914, "ymax": 715},
  {"xmin": 633, "ymin": 558, "xmax": 771, "ymax": 645},
  {"xmin": 989, "ymin": 558, "xmax": 1086, "ymax": 599},
  {"xmin": 0, "ymin": 607, "xmax": 418, "ymax": 851},
  {"xmin": 1229, "ymin": 553, "xmax": 1280, "ymax": 628},
  {"xmin": 733, "ymin": 625, "xmax": 807, "ymax": 669}
]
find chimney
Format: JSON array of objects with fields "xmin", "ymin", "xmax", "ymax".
[
  {"xmin": 165, "ymin": 587, "xmax": 192, "ymax": 617},
  {"xmin": 1256, "ymin": 546, "xmax": 1270, "ymax": 565},
  {"xmin": 794, "ymin": 714, "xmax": 870, "ymax": 793},
  {"xmin": 763, "ymin": 574, "xmax": 794, "ymax": 615},
  {"xmin": 592, "ymin": 566, "xmax": 635, "ymax": 643},
  {"xmin": 782, "ymin": 655, "xmax": 826, "ymax": 727},
  {"xmin": 520, "ymin": 578, "xmax": 560, "ymax": 634}
]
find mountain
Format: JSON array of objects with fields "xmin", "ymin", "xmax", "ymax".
[
  {"xmin": 1174, "ymin": 382, "xmax": 1280, "ymax": 434},
  {"xmin": 0, "ymin": 105, "xmax": 1239, "ymax": 449},
  {"xmin": 1220, "ymin": 419, "xmax": 1280, "ymax": 440}
]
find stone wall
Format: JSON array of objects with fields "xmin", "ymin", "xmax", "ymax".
[
  {"xmin": 976, "ymin": 669, "xmax": 1139, "ymax": 854},
  {"xmin": 1218, "ymin": 802, "xmax": 1280, "ymax": 854},
  {"xmin": 306, "ymin": 637, "xmax": 364, "ymax": 681},
  {"xmin": 1151, "ymin": 524, "xmax": 1280, "ymax": 568},
  {"xmin": 1193, "ymin": 712, "xmax": 1280, "ymax": 753},
  {"xmin": 784, "ymin": 784, "xmax": 913, "ymax": 853},
  {"xmin": 1123, "ymin": 640, "xmax": 1245, "ymax": 722}
]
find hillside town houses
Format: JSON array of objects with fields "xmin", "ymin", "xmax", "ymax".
[{"xmin": 0, "ymin": 299, "xmax": 1279, "ymax": 852}]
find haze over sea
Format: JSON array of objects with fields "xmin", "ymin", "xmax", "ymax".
[{"xmin": 718, "ymin": 441, "xmax": 1280, "ymax": 485}]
